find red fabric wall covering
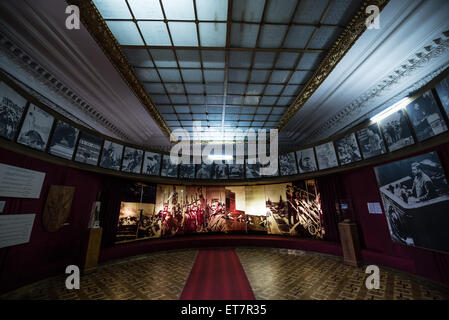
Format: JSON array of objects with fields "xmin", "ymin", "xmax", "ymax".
[
  {"xmin": 316, "ymin": 174, "xmax": 346, "ymax": 242},
  {"xmin": 336, "ymin": 141, "xmax": 449, "ymax": 285},
  {"xmin": 0, "ymin": 147, "xmax": 102, "ymax": 294}
]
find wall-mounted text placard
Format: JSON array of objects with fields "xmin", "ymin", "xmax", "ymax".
[
  {"xmin": 0, "ymin": 163, "xmax": 45, "ymax": 198},
  {"xmin": 0, "ymin": 214, "xmax": 35, "ymax": 248},
  {"xmin": 367, "ymin": 202, "xmax": 383, "ymax": 214}
]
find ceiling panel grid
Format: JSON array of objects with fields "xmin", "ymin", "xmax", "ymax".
[{"xmin": 93, "ymin": 0, "xmax": 363, "ymax": 139}]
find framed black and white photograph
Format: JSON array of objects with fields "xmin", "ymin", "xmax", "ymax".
[
  {"xmin": 357, "ymin": 123, "xmax": 387, "ymax": 159},
  {"xmin": 314, "ymin": 142, "xmax": 338, "ymax": 170},
  {"xmin": 279, "ymin": 152, "xmax": 298, "ymax": 176},
  {"xmin": 74, "ymin": 132, "xmax": 103, "ymax": 165},
  {"xmin": 260, "ymin": 161, "xmax": 279, "ymax": 177},
  {"xmin": 212, "ymin": 162, "xmax": 228, "ymax": 179},
  {"xmin": 374, "ymin": 152, "xmax": 449, "ymax": 254},
  {"xmin": 245, "ymin": 159, "xmax": 260, "ymax": 179},
  {"xmin": 335, "ymin": 133, "xmax": 362, "ymax": 165},
  {"xmin": 196, "ymin": 163, "xmax": 212, "ymax": 179},
  {"xmin": 435, "ymin": 73, "xmax": 449, "ymax": 117},
  {"xmin": 0, "ymin": 82, "xmax": 27, "ymax": 140},
  {"xmin": 228, "ymin": 163, "xmax": 244, "ymax": 179},
  {"xmin": 161, "ymin": 155, "xmax": 178, "ymax": 178},
  {"xmin": 48, "ymin": 120, "xmax": 79, "ymax": 160},
  {"xmin": 179, "ymin": 163, "xmax": 195, "ymax": 179},
  {"xmin": 17, "ymin": 104, "xmax": 54, "ymax": 151},
  {"xmin": 121, "ymin": 147, "xmax": 143, "ymax": 174},
  {"xmin": 142, "ymin": 151, "xmax": 161, "ymax": 176},
  {"xmin": 379, "ymin": 109, "xmax": 414, "ymax": 152},
  {"xmin": 406, "ymin": 90, "xmax": 447, "ymax": 142},
  {"xmin": 296, "ymin": 148, "xmax": 317, "ymax": 173},
  {"xmin": 100, "ymin": 140, "xmax": 123, "ymax": 170}
]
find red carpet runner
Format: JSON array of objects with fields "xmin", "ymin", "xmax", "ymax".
[{"xmin": 180, "ymin": 249, "xmax": 255, "ymax": 300}]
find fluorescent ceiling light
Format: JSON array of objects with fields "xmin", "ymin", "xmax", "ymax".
[
  {"xmin": 208, "ymin": 155, "xmax": 233, "ymax": 160},
  {"xmin": 370, "ymin": 97, "xmax": 412, "ymax": 122}
]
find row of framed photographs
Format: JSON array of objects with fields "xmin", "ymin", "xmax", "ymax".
[
  {"xmin": 1, "ymin": 72, "xmax": 449, "ymax": 180},
  {"xmin": 0, "ymin": 80, "xmax": 271, "ymax": 179},
  {"xmin": 292, "ymin": 76, "xmax": 449, "ymax": 173}
]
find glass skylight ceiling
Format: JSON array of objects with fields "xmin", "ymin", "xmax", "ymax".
[{"xmin": 93, "ymin": 0, "xmax": 363, "ymax": 135}]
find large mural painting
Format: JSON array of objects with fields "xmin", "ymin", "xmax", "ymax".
[
  {"xmin": 116, "ymin": 183, "xmax": 159, "ymax": 242},
  {"xmin": 206, "ymin": 186, "xmax": 227, "ymax": 233},
  {"xmin": 155, "ymin": 185, "xmax": 186, "ymax": 237},
  {"xmin": 287, "ymin": 180, "xmax": 324, "ymax": 238},
  {"xmin": 225, "ymin": 186, "xmax": 247, "ymax": 233},
  {"xmin": 265, "ymin": 183, "xmax": 289, "ymax": 235},
  {"xmin": 245, "ymin": 185, "xmax": 267, "ymax": 234},
  {"xmin": 185, "ymin": 186, "xmax": 207, "ymax": 234},
  {"xmin": 115, "ymin": 180, "xmax": 324, "ymax": 243}
]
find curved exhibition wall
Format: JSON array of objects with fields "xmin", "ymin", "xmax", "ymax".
[
  {"xmin": 2, "ymin": 69, "xmax": 449, "ymax": 184},
  {"xmin": 1, "ymin": 69, "xmax": 449, "ymax": 293}
]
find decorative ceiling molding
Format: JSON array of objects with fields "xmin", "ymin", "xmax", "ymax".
[
  {"xmin": 67, "ymin": 0, "xmax": 171, "ymax": 139},
  {"xmin": 0, "ymin": 32, "xmax": 129, "ymax": 140},
  {"xmin": 307, "ymin": 30, "xmax": 449, "ymax": 142},
  {"xmin": 277, "ymin": 0, "xmax": 390, "ymax": 131}
]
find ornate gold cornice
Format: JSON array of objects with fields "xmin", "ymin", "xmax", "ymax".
[
  {"xmin": 66, "ymin": 0, "xmax": 171, "ymax": 138},
  {"xmin": 277, "ymin": 0, "xmax": 391, "ymax": 131}
]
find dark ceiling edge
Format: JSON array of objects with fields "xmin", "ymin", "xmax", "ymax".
[
  {"xmin": 66, "ymin": 0, "xmax": 171, "ymax": 139},
  {"xmin": 277, "ymin": 0, "xmax": 391, "ymax": 132}
]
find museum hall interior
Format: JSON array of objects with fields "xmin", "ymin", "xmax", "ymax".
[{"xmin": 1, "ymin": 0, "xmax": 449, "ymax": 305}]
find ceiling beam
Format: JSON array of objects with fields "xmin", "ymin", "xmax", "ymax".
[{"xmin": 120, "ymin": 45, "xmax": 325, "ymax": 54}]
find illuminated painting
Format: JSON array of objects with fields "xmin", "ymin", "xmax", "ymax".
[
  {"xmin": 287, "ymin": 180, "xmax": 324, "ymax": 238},
  {"xmin": 135, "ymin": 203, "xmax": 159, "ymax": 239},
  {"xmin": 116, "ymin": 202, "xmax": 140, "ymax": 242},
  {"xmin": 225, "ymin": 186, "xmax": 246, "ymax": 233},
  {"xmin": 185, "ymin": 186, "xmax": 207, "ymax": 233},
  {"xmin": 206, "ymin": 186, "xmax": 227, "ymax": 233},
  {"xmin": 119, "ymin": 181, "xmax": 327, "ymax": 241},
  {"xmin": 245, "ymin": 185, "xmax": 267, "ymax": 233},
  {"xmin": 265, "ymin": 183, "xmax": 289, "ymax": 235},
  {"xmin": 155, "ymin": 185, "xmax": 185, "ymax": 237}
]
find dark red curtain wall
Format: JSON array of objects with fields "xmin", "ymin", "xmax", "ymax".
[
  {"xmin": 0, "ymin": 148, "xmax": 103, "ymax": 293},
  {"xmin": 1, "ymin": 141, "xmax": 449, "ymax": 293}
]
